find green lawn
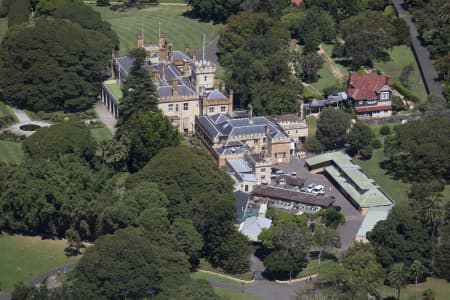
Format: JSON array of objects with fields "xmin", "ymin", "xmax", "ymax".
[
  {"xmin": 0, "ymin": 101, "xmax": 17, "ymax": 120},
  {"xmin": 213, "ymin": 287, "xmax": 259, "ymax": 300},
  {"xmin": 369, "ymin": 123, "xmax": 400, "ymax": 138},
  {"xmin": 306, "ymin": 115, "xmax": 317, "ymax": 136},
  {"xmin": 0, "ymin": 17, "xmax": 7, "ymax": 42},
  {"xmin": 0, "ymin": 235, "xmax": 79, "ymax": 293},
  {"xmin": 92, "ymin": 5, "xmax": 223, "ymax": 55},
  {"xmin": 298, "ymin": 259, "xmax": 338, "ymax": 278},
  {"xmin": 355, "ymin": 149, "xmax": 411, "ymax": 204},
  {"xmin": 0, "ymin": 141, "xmax": 23, "ymax": 165},
  {"xmin": 190, "ymin": 271, "xmax": 242, "ymax": 287},
  {"xmin": 378, "ymin": 278, "xmax": 450, "ymax": 300},
  {"xmin": 321, "ymin": 43, "xmax": 349, "ymax": 79},
  {"xmin": 374, "ymin": 46, "xmax": 428, "ymax": 102},
  {"xmin": 90, "ymin": 127, "xmax": 113, "ymax": 143},
  {"xmin": 312, "ymin": 62, "xmax": 340, "ymax": 93},
  {"xmin": 198, "ymin": 258, "xmax": 254, "ymax": 281}
]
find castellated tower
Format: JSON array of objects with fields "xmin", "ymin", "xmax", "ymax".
[{"xmin": 192, "ymin": 60, "xmax": 217, "ymax": 94}]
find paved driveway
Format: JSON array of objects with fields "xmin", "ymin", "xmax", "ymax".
[{"xmin": 276, "ymin": 156, "xmax": 364, "ymax": 251}]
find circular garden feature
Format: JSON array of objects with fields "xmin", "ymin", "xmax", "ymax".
[{"xmin": 19, "ymin": 124, "xmax": 42, "ymax": 131}]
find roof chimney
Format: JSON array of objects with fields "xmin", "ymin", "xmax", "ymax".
[
  {"xmin": 162, "ymin": 64, "xmax": 166, "ymax": 82},
  {"xmin": 151, "ymin": 69, "xmax": 159, "ymax": 82},
  {"xmin": 248, "ymin": 104, "xmax": 253, "ymax": 124},
  {"xmin": 169, "ymin": 44, "xmax": 174, "ymax": 63},
  {"xmin": 172, "ymin": 79, "xmax": 178, "ymax": 97},
  {"xmin": 265, "ymin": 118, "xmax": 270, "ymax": 137},
  {"xmin": 159, "ymin": 32, "xmax": 166, "ymax": 48}
]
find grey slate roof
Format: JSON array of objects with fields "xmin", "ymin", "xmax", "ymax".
[
  {"xmin": 197, "ymin": 113, "xmax": 288, "ymax": 140},
  {"xmin": 235, "ymin": 191, "xmax": 250, "ymax": 223},
  {"xmin": 205, "ymin": 90, "xmax": 228, "ymax": 101},
  {"xmin": 173, "ymin": 50, "xmax": 191, "ymax": 62},
  {"xmin": 115, "ymin": 56, "xmax": 135, "ymax": 77},
  {"xmin": 304, "ymin": 92, "xmax": 348, "ymax": 110}
]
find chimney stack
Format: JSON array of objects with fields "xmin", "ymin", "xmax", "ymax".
[
  {"xmin": 159, "ymin": 33, "xmax": 166, "ymax": 48},
  {"xmin": 169, "ymin": 44, "xmax": 174, "ymax": 63},
  {"xmin": 172, "ymin": 79, "xmax": 178, "ymax": 97},
  {"xmin": 248, "ymin": 104, "xmax": 253, "ymax": 124},
  {"xmin": 151, "ymin": 69, "xmax": 159, "ymax": 82},
  {"xmin": 162, "ymin": 64, "xmax": 166, "ymax": 82},
  {"xmin": 265, "ymin": 118, "xmax": 270, "ymax": 137}
]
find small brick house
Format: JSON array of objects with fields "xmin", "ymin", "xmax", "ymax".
[{"xmin": 347, "ymin": 71, "xmax": 394, "ymax": 119}]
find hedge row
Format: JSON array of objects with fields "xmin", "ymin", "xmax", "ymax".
[{"xmin": 393, "ymin": 81, "xmax": 420, "ymax": 102}]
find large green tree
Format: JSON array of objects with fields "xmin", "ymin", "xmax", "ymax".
[
  {"xmin": 340, "ymin": 11, "xmax": 397, "ymax": 67},
  {"xmin": 123, "ymin": 111, "xmax": 180, "ymax": 171},
  {"xmin": 383, "ymin": 117, "xmax": 450, "ymax": 182},
  {"xmin": 316, "ymin": 108, "xmax": 351, "ymax": 150},
  {"xmin": 367, "ymin": 204, "xmax": 433, "ymax": 268},
  {"xmin": 433, "ymin": 223, "xmax": 450, "ymax": 281},
  {"xmin": 0, "ymin": 19, "xmax": 111, "ymax": 112},
  {"xmin": 218, "ymin": 12, "xmax": 301, "ymax": 112},
  {"xmin": 348, "ymin": 121, "xmax": 374, "ymax": 156},
  {"xmin": 23, "ymin": 121, "xmax": 97, "ymax": 162},
  {"xmin": 318, "ymin": 243, "xmax": 384, "ymax": 299},
  {"xmin": 73, "ymin": 227, "xmax": 190, "ymax": 300},
  {"xmin": 186, "ymin": 0, "xmax": 243, "ymax": 23}
]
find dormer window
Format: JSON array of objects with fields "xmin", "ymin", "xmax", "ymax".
[{"xmin": 380, "ymin": 92, "xmax": 390, "ymax": 101}]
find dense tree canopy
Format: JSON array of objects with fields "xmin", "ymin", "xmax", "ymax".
[
  {"xmin": 23, "ymin": 121, "xmax": 97, "ymax": 162},
  {"xmin": 73, "ymin": 227, "xmax": 190, "ymax": 300},
  {"xmin": 316, "ymin": 108, "xmax": 351, "ymax": 150},
  {"xmin": 50, "ymin": 1, "xmax": 119, "ymax": 49},
  {"xmin": 340, "ymin": 11, "xmax": 397, "ymax": 67},
  {"xmin": 383, "ymin": 117, "xmax": 450, "ymax": 182},
  {"xmin": 218, "ymin": 12, "xmax": 302, "ymax": 113},
  {"xmin": 0, "ymin": 19, "xmax": 111, "ymax": 112},
  {"xmin": 186, "ymin": 0, "xmax": 243, "ymax": 23},
  {"xmin": 127, "ymin": 146, "xmax": 250, "ymax": 273},
  {"xmin": 318, "ymin": 243, "xmax": 384, "ymax": 299},
  {"xmin": 367, "ymin": 204, "xmax": 433, "ymax": 269},
  {"xmin": 122, "ymin": 111, "xmax": 180, "ymax": 171},
  {"xmin": 348, "ymin": 121, "xmax": 374, "ymax": 156}
]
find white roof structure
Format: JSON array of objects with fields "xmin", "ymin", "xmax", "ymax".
[{"xmin": 239, "ymin": 216, "xmax": 272, "ymax": 242}]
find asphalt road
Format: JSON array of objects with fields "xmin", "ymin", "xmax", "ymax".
[{"xmin": 392, "ymin": 0, "xmax": 443, "ymax": 97}]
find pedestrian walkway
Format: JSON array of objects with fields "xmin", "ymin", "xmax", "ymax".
[{"xmin": 95, "ymin": 101, "xmax": 117, "ymax": 135}]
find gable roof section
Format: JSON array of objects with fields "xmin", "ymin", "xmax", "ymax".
[{"xmin": 348, "ymin": 71, "xmax": 393, "ymax": 101}]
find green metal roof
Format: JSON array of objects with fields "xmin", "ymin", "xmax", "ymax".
[
  {"xmin": 105, "ymin": 82, "xmax": 123, "ymax": 102},
  {"xmin": 307, "ymin": 152, "xmax": 393, "ymax": 208},
  {"xmin": 357, "ymin": 206, "xmax": 391, "ymax": 238}
]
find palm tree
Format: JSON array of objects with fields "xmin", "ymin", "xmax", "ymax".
[
  {"xmin": 421, "ymin": 197, "xmax": 442, "ymax": 238},
  {"xmin": 388, "ymin": 263, "xmax": 408, "ymax": 300},
  {"xmin": 409, "ymin": 260, "xmax": 425, "ymax": 288}
]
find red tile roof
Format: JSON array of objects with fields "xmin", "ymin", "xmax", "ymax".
[
  {"xmin": 291, "ymin": 0, "xmax": 303, "ymax": 6},
  {"xmin": 348, "ymin": 71, "xmax": 393, "ymax": 101},
  {"xmin": 354, "ymin": 105, "xmax": 392, "ymax": 113}
]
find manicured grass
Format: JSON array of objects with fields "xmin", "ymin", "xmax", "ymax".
[
  {"xmin": 0, "ymin": 235, "xmax": 78, "ymax": 292},
  {"xmin": 90, "ymin": 127, "xmax": 113, "ymax": 143},
  {"xmin": 321, "ymin": 44, "xmax": 349, "ymax": 78},
  {"xmin": 0, "ymin": 17, "xmax": 7, "ymax": 42},
  {"xmin": 190, "ymin": 271, "xmax": 242, "ymax": 287},
  {"xmin": 374, "ymin": 46, "xmax": 427, "ymax": 102},
  {"xmin": 312, "ymin": 62, "xmax": 340, "ymax": 93},
  {"xmin": 0, "ymin": 141, "xmax": 23, "ymax": 165},
  {"xmin": 378, "ymin": 278, "xmax": 450, "ymax": 300},
  {"xmin": 199, "ymin": 258, "xmax": 253, "ymax": 281},
  {"xmin": 355, "ymin": 149, "xmax": 410, "ymax": 204},
  {"xmin": 306, "ymin": 115, "xmax": 317, "ymax": 136},
  {"xmin": 298, "ymin": 259, "xmax": 338, "ymax": 278},
  {"xmin": 213, "ymin": 287, "xmax": 259, "ymax": 300},
  {"xmin": 369, "ymin": 123, "xmax": 400, "ymax": 138},
  {"xmin": 92, "ymin": 5, "xmax": 223, "ymax": 55},
  {"xmin": 0, "ymin": 101, "xmax": 17, "ymax": 121}
]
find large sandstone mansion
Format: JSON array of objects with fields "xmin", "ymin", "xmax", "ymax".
[{"xmin": 100, "ymin": 33, "xmax": 308, "ymax": 168}]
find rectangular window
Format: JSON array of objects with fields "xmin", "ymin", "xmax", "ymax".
[
  {"xmin": 245, "ymin": 185, "xmax": 249, "ymax": 192},
  {"xmin": 168, "ymin": 104, "xmax": 173, "ymax": 112},
  {"xmin": 380, "ymin": 92, "xmax": 390, "ymax": 101},
  {"xmin": 263, "ymin": 137, "xmax": 266, "ymax": 143},
  {"xmin": 183, "ymin": 103, "xmax": 189, "ymax": 111},
  {"xmin": 209, "ymin": 107, "xmax": 214, "ymax": 113},
  {"xmin": 175, "ymin": 104, "xmax": 179, "ymax": 112},
  {"xmin": 276, "ymin": 152, "xmax": 286, "ymax": 159},
  {"xmin": 261, "ymin": 168, "xmax": 266, "ymax": 172},
  {"xmin": 221, "ymin": 106, "xmax": 226, "ymax": 112},
  {"xmin": 204, "ymin": 76, "xmax": 207, "ymax": 81}
]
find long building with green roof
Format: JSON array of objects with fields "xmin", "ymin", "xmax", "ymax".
[{"xmin": 305, "ymin": 151, "xmax": 393, "ymax": 211}]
